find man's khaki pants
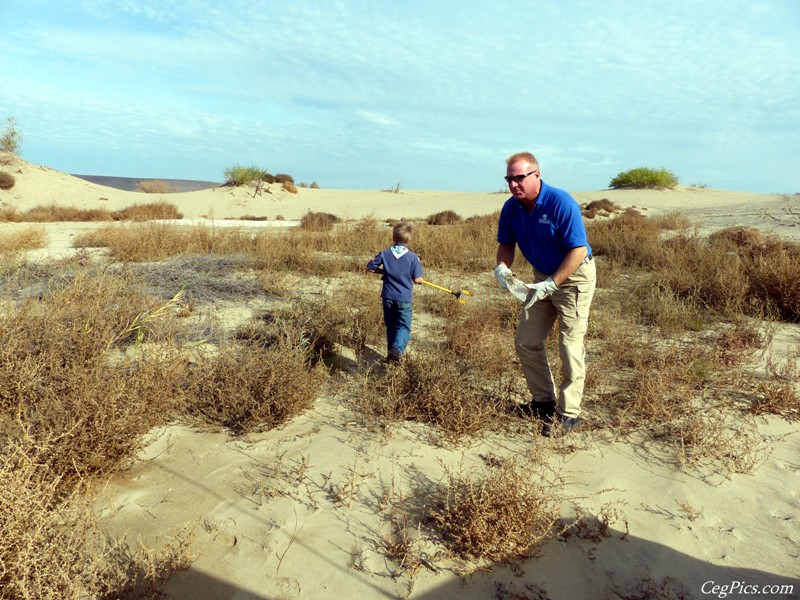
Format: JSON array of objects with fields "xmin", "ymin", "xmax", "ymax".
[{"xmin": 514, "ymin": 258, "xmax": 596, "ymax": 418}]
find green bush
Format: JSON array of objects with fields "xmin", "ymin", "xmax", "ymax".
[
  {"xmin": 0, "ymin": 117, "xmax": 22, "ymax": 155},
  {"xmin": 223, "ymin": 165, "xmax": 268, "ymax": 186},
  {"xmin": 609, "ymin": 167, "xmax": 679, "ymax": 190},
  {"xmin": 0, "ymin": 171, "xmax": 14, "ymax": 190}
]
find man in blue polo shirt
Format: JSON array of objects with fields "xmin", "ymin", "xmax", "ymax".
[{"xmin": 494, "ymin": 152, "xmax": 596, "ymax": 435}]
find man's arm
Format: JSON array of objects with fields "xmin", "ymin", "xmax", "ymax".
[{"xmin": 496, "ymin": 243, "xmax": 516, "ymax": 268}]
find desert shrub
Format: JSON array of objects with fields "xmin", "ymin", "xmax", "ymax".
[
  {"xmin": 355, "ymin": 347, "xmax": 511, "ymax": 439},
  {"xmin": 583, "ymin": 198, "xmax": 623, "ymax": 218},
  {"xmin": 584, "ymin": 198, "xmax": 619, "ymax": 213},
  {"xmin": 0, "ymin": 171, "xmax": 14, "ymax": 190},
  {"xmin": 0, "ymin": 442, "xmax": 193, "ymax": 599},
  {"xmin": 426, "ymin": 455, "xmax": 562, "ymax": 561},
  {"xmin": 223, "ymin": 164, "xmax": 267, "ymax": 186},
  {"xmin": 184, "ymin": 340, "xmax": 324, "ymax": 434},
  {"xmin": 742, "ymin": 242, "xmax": 800, "ymax": 322},
  {"xmin": 285, "ymin": 280, "xmax": 385, "ymax": 355},
  {"xmin": 609, "ymin": 167, "xmax": 679, "ymax": 189},
  {"xmin": 708, "ymin": 226, "xmax": 766, "ymax": 253},
  {"xmin": 413, "ymin": 214, "xmax": 502, "ymax": 272},
  {"xmin": 0, "ymin": 117, "xmax": 22, "ymax": 155},
  {"xmin": 0, "ymin": 226, "xmax": 47, "ymax": 253},
  {"xmin": 427, "ymin": 210, "xmax": 462, "ymax": 226},
  {"xmin": 261, "ymin": 173, "xmax": 276, "ymax": 184},
  {"xmin": 310, "ymin": 181, "xmax": 320, "ymax": 189},
  {"xmin": 0, "ymin": 275, "xmax": 188, "ymax": 491},
  {"xmin": 274, "ymin": 173, "xmax": 295, "ymax": 184},
  {"xmin": 282, "ymin": 181, "xmax": 298, "ymax": 193},
  {"xmin": 326, "ymin": 217, "xmax": 387, "ymax": 257},
  {"xmin": 136, "ymin": 179, "xmax": 177, "ymax": 194},
  {"xmin": 586, "ymin": 211, "xmax": 667, "ymax": 269},
  {"xmin": 117, "ymin": 200, "xmax": 182, "ymax": 221},
  {"xmin": 300, "ymin": 211, "xmax": 340, "ymax": 231},
  {"xmin": 251, "ymin": 231, "xmax": 350, "ymax": 276}
]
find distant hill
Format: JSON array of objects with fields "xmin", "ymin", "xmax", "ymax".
[{"xmin": 71, "ymin": 174, "xmax": 223, "ymax": 193}]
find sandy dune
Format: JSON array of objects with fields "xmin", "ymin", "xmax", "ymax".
[{"xmin": 2, "ymin": 154, "xmax": 798, "ymax": 599}]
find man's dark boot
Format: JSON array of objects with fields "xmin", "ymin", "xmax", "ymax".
[
  {"xmin": 533, "ymin": 400, "xmax": 556, "ymax": 422},
  {"xmin": 515, "ymin": 400, "xmax": 556, "ymax": 421}
]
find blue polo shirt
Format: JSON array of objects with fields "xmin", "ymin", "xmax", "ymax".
[
  {"xmin": 497, "ymin": 180, "xmax": 591, "ymax": 276},
  {"xmin": 366, "ymin": 244, "xmax": 423, "ymax": 302}
]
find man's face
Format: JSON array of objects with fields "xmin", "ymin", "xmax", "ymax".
[{"xmin": 506, "ymin": 161, "xmax": 541, "ymax": 204}]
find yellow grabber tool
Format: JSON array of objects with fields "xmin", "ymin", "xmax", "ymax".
[{"xmin": 420, "ymin": 279, "xmax": 472, "ymax": 304}]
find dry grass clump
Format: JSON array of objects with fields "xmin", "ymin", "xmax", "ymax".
[
  {"xmin": 252, "ymin": 230, "xmax": 352, "ymax": 276},
  {"xmin": 136, "ymin": 179, "xmax": 177, "ymax": 194},
  {"xmin": 292, "ymin": 280, "xmax": 386, "ymax": 355},
  {"xmin": 116, "ymin": 201, "xmax": 183, "ymax": 221},
  {"xmin": 299, "ymin": 211, "xmax": 340, "ymax": 231},
  {"xmin": 0, "ymin": 444, "xmax": 194, "ymax": 599},
  {"xmin": 590, "ymin": 215, "xmax": 800, "ymax": 322},
  {"xmin": 184, "ymin": 339, "xmax": 325, "ymax": 435},
  {"xmin": 74, "ymin": 222, "xmax": 254, "ymax": 262},
  {"xmin": 426, "ymin": 454, "xmax": 562, "ymax": 561},
  {"xmin": 751, "ymin": 353, "xmax": 799, "ymax": 420},
  {"xmin": 282, "ymin": 181, "xmax": 298, "ymax": 193},
  {"xmin": 0, "ymin": 201, "xmax": 182, "ymax": 223},
  {"xmin": 427, "ymin": 210, "xmax": 462, "ymax": 225},
  {"xmin": 413, "ymin": 214, "xmax": 503, "ymax": 272},
  {"xmin": 0, "ymin": 273, "xmax": 189, "ymax": 491},
  {"xmin": 355, "ymin": 348, "xmax": 510, "ymax": 439},
  {"xmin": 0, "ymin": 170, "xmax": 14, "ymax": 190},
  {"xmin": 582, "ymin": 198, "xmax": 622, "ymax": 219},
  {"xmin": 0, "ymin": 226, "xmax": 47, "ymax": 253}
]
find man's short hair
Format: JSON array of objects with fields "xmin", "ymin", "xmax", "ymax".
[
  {"xmin": 506, "ymin": 152, "xmax": 539, "ymax": 168},
  {"xmin": 393, "ymin": 221, "xmax": 413, "ymax": 244}
]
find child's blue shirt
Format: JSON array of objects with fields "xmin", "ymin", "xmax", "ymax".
[{"xmin": 367, "ymin": 244, "xmax": 423, "ymax": 302}]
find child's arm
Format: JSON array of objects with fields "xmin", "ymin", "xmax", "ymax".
[{"xmin": 366, "ymin": 252, "xmax": 384, "ymax": 275}]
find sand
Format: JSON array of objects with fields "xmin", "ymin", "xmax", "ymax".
[{"xmin": 2, "ymin": 154, "xmax": 798, "ymax": 599}]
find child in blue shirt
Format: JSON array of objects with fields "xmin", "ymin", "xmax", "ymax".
[{"xmin": 367, "ymin": 222, "xmax": 424, "ymax": 363}]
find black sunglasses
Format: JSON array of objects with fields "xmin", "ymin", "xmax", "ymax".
[{"xmin": 504, "ymin": 170, "xmax": 538, "ymax": 184}]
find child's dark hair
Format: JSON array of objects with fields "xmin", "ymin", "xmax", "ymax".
[{"xmin": 392, "ymin": 221, "xmax": 413, "ymax": 244}]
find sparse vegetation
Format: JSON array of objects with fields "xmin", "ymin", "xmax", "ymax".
[
  {"xmin": 609, "ymin": 167, "xmax": 679, "ymax": 189},
  {"xmin": 2, "ymin": 194, "xmax": 798, "ymax": 595},
  {"xmin": 0, "ymin": 201, "xmax": 182, "ymax": 222}
]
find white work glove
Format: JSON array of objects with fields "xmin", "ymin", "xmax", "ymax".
[
  {"xmin": 523, "ymin": 277, "xmax": 558, "ymax": 309},
  {"xmin": 494, "ymin": 263, "xmax": 513, "ymax": 290}
]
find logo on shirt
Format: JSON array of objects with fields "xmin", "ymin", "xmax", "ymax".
[{"xmin": 538, "ymin": 213, "xmax": 551, "ymax": 225}]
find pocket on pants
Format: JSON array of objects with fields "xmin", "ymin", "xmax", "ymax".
[{"xmin": 575, "ymin": 280, "xmax": 594, "ymax": 320}]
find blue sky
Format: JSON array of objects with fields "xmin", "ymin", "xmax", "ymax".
[{"xmin": 2, "ymin": 1, "xmax": 798, "ymax": 193}]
